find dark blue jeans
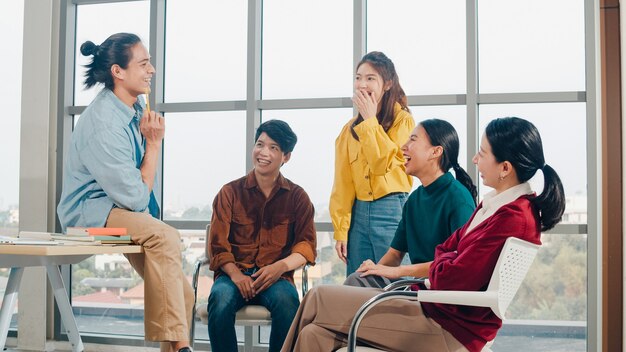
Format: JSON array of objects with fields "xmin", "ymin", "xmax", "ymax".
[{"xmin": 207, "ymin": 273, "xmax": 300, "ymax": 352}]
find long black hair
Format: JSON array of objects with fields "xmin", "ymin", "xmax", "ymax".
[
  {"xmin": 485, "ymin": 117, "xmax": 565, "ymax": 231},
  {"xmin": 420, "ymin": 119, "xmax": 477, "ymax": 205},
  {"xmin": 350, "ymin": 51, "xmax": 409, "ymax": 140},
  {"xmin": 80, "ymin": 32, "xmax": 142, "ymax": 90}
]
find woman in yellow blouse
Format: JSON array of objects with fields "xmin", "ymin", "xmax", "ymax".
[{"xmin": 330, "ymin": 51, "xmax": 415, "ymax": 275}]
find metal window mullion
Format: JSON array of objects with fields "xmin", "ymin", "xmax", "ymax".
[
  {"xmin": 466, "ymin": 0, "xmax": 479, "ymax": 186},
  {"xmin": 477, "ymin": 91, "xmax": 587, "ymax": 104},
  {"xmin": 55, "ymin": 0, "xmax": 79, "ymax": 343},
  {"xmin": 150, "ymin": 0, "xmax": 166, "ymax": 214},
  {"xmin": 354, "ymin": 0, "xmax": 366, "ymax": 117},
  {"xmin": 72, "ymin": 0, "xmax": 144, "ymax": 4},
  {"xmin": 258, "ymin": 97, "xmax": 352, "ymax": 110},
  {"xmin": 246, "ymin": 0, "xmax": 262, "ymax": 172},
  {"xmin": 584, "ymin": 0, "xmax": 602, "ymax": 351}
]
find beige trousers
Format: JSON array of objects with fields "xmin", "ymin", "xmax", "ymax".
[
  {"xmin": 106, "ymin": 208, "xmax": 194, "ymax": 344},
  {"xmin": 281, "ymin": 285, "xmax": 469, "ymax": 352}
]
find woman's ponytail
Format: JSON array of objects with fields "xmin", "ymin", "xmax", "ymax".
[
  {"xmin": 532, "ymin": 164, "xmax": 566, "ymax": 231},
  {"xmin": 452, "ymin": 163, "xmax": 477, "ymax": 205}
]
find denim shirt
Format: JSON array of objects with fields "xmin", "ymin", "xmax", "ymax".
[{"xmin": 57, "ymin": 88, "xmax": 160, "ymax": 232}]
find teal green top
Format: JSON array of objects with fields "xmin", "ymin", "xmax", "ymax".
[{"xmin": 390, "ymin": 172, "xmax": 475, "ymax": 263}]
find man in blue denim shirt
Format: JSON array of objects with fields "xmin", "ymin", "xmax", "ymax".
[{"xmin": 57, "ymin": 33, "xmax": 193, "ymax": 352}]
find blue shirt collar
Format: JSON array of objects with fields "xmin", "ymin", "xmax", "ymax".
[{"xmin": 100, "ymin": 89, "xmax": 145, "ymax": 125}]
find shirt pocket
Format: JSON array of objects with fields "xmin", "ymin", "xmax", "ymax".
[
  {"xmin": 269, "ymin": 212, "xmax": 295, "ymax": 246},
  {"xmin": 229, "ymin": 212, "xmax": 256, "ymax": 246}
]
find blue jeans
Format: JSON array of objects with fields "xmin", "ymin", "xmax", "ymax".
[
  {"xmin": 346, "ymin": 193, "xmax": 408, "ymax": 275},
  {"xmin": 207, "ymin": 273, "xmax": 300, "ymax": 352}
]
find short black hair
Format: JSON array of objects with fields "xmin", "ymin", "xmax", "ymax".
[{"xmin": 254, "ymin": 120, "xmax": 297, "ymax": 153}]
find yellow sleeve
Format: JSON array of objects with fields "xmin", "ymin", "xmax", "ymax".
[
  {"xmin": 329, "ymin": 123, "xmax": 356, "ymax": 241},
  {"xmin": 353, "ymin": 109, "xmax": 415, "ymax": 176}
]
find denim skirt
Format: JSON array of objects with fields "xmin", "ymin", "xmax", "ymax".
[{"xmin": 346, "ymin": 192, "xmax": 408, "ymax": 275}]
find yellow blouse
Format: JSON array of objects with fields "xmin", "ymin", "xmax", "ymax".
[{"xmin": 330, "ymin": 103, "xmax": 415, "ymax": 241}]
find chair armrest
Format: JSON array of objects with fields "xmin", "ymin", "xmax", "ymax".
[
  {"xmin": 301, "ymin": 264, "xmax": 309, "ymax": 295},
  {"xmin": 417, "ymin": 290, "xmax": 497, "ymax": 315},
  {"xmin": 190, "ymin": 255, "xmax": 210, "ymax": 344},
  {"xmin": 347, "ymin": 291, "xmax": 417, "ymax": 352},
  {"xmin": 383, "ymin": 278, "xmax": 427, "ymax": 291},
  {"xmin": 192, "ymin": 256, "xmax": 210, "ymax": 291}
]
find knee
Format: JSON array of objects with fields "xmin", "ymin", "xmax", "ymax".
[
  {"xmin": 208, "ymin": 284, "xmax": 239, "ymax": 316},
  {"xmin": 141, "ymin": 223, "xmax": 182, "ymax": 250},
  {"xmin": 161, "ymin": 224, "xmax": 182, "ymax": 249},
  {"xmin": 343, "ymin": 272, "xmax": 362, "ymax": 286}
]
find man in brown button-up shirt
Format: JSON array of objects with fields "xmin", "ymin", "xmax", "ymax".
[{"xmin": 207, "ymin": 120, "xmax": 316, "ymax": 352}]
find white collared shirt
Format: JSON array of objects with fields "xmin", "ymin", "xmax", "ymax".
[{"xmin": 465, "ymin": 182, "xmax": 534, "ymax": 234}]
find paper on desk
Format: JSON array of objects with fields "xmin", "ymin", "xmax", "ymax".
[
  {"xmin": 18, "ymin": 231, "xmax": 102, "ymax": 245},
  {"xmin": 0, "ymin": 235, "xmax": 59, "ymax": 245}
]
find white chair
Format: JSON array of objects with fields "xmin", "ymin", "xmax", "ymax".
[
  {"xmin": 190, "ymin": 224, "xmax": 309, "ymax": 351},
  {"xmin": 337, "ymin": 236, "xmax": 540, "ymax": 352}
]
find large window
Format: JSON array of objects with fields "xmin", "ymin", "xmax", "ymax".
[
  {"xmin": 58, "ymin": 1, "xmax": 593, "ymax": 351},
  {"xmin": 0, "ymin": 0, "xmax": 23, "ymax": 236},
  {"xmin": 0, "ymin": 0, "xmax": 23, "ymax": 334}
]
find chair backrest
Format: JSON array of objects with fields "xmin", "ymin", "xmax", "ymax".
[
  {"xmin": 205, "ymin": 223, "xmax": 211, "ymax": 261},
  {"xmin": 487, "ymin": 236, "xmax": 540, "ymax": 319}
]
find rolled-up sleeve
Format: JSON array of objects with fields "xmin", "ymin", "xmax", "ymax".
[
  {"xmin": 209, "ymin": 186, "xmax": 236, "ymax": 271},
  {"xmin": 290, "ymin": 188, "xmax": 317, "ymax": 265},
  {"xmin": 80, "ymin": 127, "xmax": 150, "ymax": 212}
]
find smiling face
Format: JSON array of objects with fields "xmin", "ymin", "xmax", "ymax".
[
  {"xmin": 472, "ymin": 133, "xmax": 503, "ymax": 189},
  {"xmin": 112, "ymin": 43, "xmax": 154, "ymax": 98},
  {"xmin": 401, "ymin": 125, "xmax": 441, "ymax": 178},
  {"xmin": 252, "ymin": 132, "xmax": 291, "ymax": 177},
  {"xmin": 354, "ymin": 62, "xmax": 389, "ymax": 105}
]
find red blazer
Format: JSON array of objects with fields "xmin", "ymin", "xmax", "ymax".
[{"xmin": 420, "ymin": 195, "xmax": 542, "ymax": 352}]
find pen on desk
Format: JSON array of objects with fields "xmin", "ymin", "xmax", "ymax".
[{"xmin": 145, "ymin": 87, "xmax": 151, "ymax": 114}]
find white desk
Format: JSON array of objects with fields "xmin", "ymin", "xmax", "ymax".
[{"xmin": 0, "ymin": 245, "xmax": 143, "ymax": 352}]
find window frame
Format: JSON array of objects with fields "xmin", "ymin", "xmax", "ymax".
[{"xmin": 54, "ymin": 0, "xmax": 600, "ymax": 350}]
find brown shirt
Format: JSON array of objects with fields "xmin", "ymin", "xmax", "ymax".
[{"xmin": 209, "ymin": 171, "xmax": 317, "ymax": 283}]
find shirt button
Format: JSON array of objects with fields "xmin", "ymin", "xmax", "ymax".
[
  {"xmin": 365, "ymin": 175, "xmax": 369, "ymax": 179},
  {"xmin": 368, "ymin": 192, "xmax": 372, "ymax": 196}
]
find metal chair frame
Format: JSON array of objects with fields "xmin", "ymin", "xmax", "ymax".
[{"xmin": 338, "ymin": 237, "xmax": 540, "ymax": 352}]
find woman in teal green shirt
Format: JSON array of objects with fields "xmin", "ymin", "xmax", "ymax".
[{"xmin": 345, "ymin": 119, "xmax": 476, "ymax": 287}]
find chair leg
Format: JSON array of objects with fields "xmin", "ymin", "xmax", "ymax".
[
  {"xmin": 190, "ymin": 259, "xmax": 204, "ymax": 348},
  {"xmin": 244, "ymin": 325, "xmax": 253, "ymax": 352}
]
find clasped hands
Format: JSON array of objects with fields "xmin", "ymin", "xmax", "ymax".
[{"xmin": 231, "ymin": 261, "xmax": 287, "ymax": 301}]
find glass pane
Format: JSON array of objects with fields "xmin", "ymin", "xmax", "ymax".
[
  {"xmin": 0, "ymin": 0, "xmax": 23, "ymax": 235},
  {"xmin": 410, "ymin": 105, "xmax": 469, "ymax": 171},
  {"xmin": 74, "ymin": 1, "xmax": 150, "ymax": 106},
  {"xmin": 262, "ymin": 0, "xmax": 353, "ymax": 99},
  {"xmin": 494, "ymin": 232, "xmax": 586, "ymax": 351},
  {"xmin": 367, "ymin": 0, "xmax": 466, "ymax": 95},
  {"xmin": 0, "ymin": 1, "xmax": 23, "ymax": 328},
  {"xmin": 263, "ymin": 109, "xmax": 351, "ymax": 222},
  {"xmin": 165, "ymin": 0, "xmax": 247, "ymax": 102},
  {"xmin": 180, "ymin": 229, "xmax": 210, "ymax": 341},
  {"xmin": 478, "ymin": 103, "xmax": 587, "ymax": 223},
  {"xmin": 478, "ymin": 0, "xmax": 585, "ymax": 93},
  {"xmin": 163, "ymin": 112, "xmax": 247, "ymax": 221},
  {"xmin": 72, "ymin": 255, "xmax": 144, "ymax": 336}
]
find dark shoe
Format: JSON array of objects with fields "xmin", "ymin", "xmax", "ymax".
[{"xmin": 177, "ymin": 348, "xmax": 192, "ymax": 352}]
